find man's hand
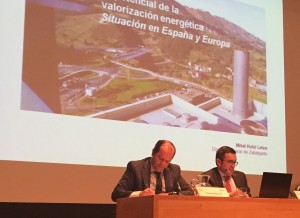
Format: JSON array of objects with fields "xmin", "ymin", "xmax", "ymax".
[{"xmin": 139, "ymin": 188, "xmax": 155, "ymax": 197}]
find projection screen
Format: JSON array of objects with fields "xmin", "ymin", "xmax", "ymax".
[{"xmin": 0, "ymin": 0, "xmax": 285, "ymax": 175}]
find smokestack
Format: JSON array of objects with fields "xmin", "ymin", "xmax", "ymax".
[{"xmin": 233, "ymin": 50, "xmax": 250, "ymax": 119}]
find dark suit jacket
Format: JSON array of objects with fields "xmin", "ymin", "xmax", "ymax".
[
  {"xmin": 111, "ymin": 157, "xmax": 193, "ymax": 202},
  {"xmin": 202, "ymin": 167, "xmax": 251, "ymax": 196}
]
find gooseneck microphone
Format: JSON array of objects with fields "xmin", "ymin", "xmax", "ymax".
[
  {"xmin": 177, "ymin": 182, "xmax": 182, "ymax": 195},
  {"xmin": 168, "ymin": 181, "xmax": 182, "ymax": 195}
]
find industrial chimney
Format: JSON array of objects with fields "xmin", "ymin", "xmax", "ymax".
[{"xmin": 232, "ymin": 50, "xmax": 250, "ymax": 119}]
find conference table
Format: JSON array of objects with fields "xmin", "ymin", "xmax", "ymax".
[{"xmin": 116, "ymin": 195, "xmax": 300, "ymax": 218}]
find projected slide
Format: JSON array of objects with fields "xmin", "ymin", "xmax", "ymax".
[
  {"xmin": 22, "ymin": 0, "xmax": 267, "ymax": 135},
  {"xmin": 1, "ymin": 0, "xmax": 285, "ymax": 174}
]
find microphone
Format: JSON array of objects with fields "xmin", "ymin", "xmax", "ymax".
[
  {"xmin": 177, "ymin": 182, "xmax": 182, "ymax": 195},
  {"xmin": 168, "ymin": 181, "xmax": 182, "ymax": 195}
]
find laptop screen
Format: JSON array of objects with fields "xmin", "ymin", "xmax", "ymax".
[{"xmin": 259, "ymin": 172, "xmax": 292, "ymax": 198}]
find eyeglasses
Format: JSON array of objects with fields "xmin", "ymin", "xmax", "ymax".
[{"xmin": 222, "ymin": 160, "xmax": 238, "ymax": 166}]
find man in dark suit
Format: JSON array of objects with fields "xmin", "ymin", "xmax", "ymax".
[
  {"xmin": 111, "ymin": 140, "xmax": 193, "ymax": 202},
  {"xmin": 202, "ymin": 146, "xmax": 251, "ymax": 197}
]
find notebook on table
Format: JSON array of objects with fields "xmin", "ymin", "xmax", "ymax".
[{"xmin": 259, "ymin": 172, "xmax": 292, "ymax": 198}]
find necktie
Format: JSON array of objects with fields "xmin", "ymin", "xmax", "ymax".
[
  {"xmin": 224, "ymin": 175, "xmax": 232, "ymax": 193},
  {"xmin": 154, "ymin": 171, "xmax": 162, "ymax": 194}
]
